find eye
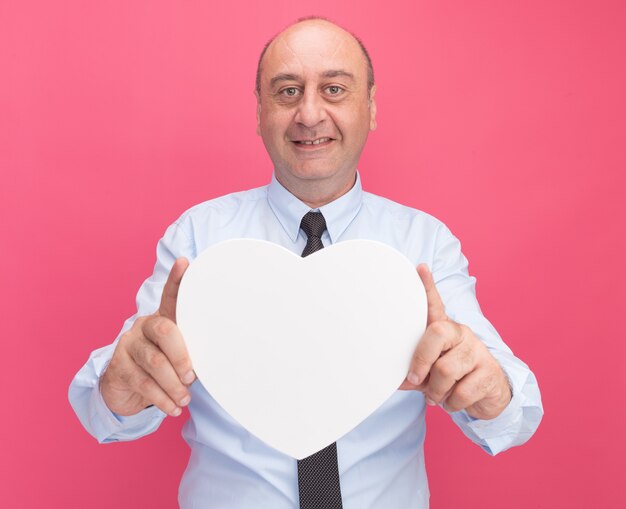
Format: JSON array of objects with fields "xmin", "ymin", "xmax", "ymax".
[
  {"xmin": 326, "ymin": 85, "xmax": 344, "ymax": 95},
  {"xmin": 281, "ymin": 87, "xmax": 300, "ymax": 97}
]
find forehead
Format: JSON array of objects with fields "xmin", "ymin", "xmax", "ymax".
[{"xmin": 262, "ymin": 21, "xmax": 367, "ymax": 83}]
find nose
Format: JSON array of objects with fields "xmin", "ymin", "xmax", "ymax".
[{"xmin": 294, "ymin": 89, "xmax": 327, "ymax": 128}]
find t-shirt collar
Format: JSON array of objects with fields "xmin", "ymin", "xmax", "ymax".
[{"xmin": 267, "ymin": 172, "xmax": 363, "ymax": 244}]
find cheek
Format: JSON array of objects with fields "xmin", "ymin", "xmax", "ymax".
[
  {"xmin": 343, "ymin": 119, "xmax": 370, "ymax": 144},
  {"xmin": 335, "ymin": 104, "xmax": 371, "ymax": 133},
  {"xmin": 260, "ymin": 105, "xmax": 292, "ymax": 127}
]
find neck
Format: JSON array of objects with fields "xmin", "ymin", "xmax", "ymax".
[{"xmin": 275, "ymin": 172, "xmax": 357, "ymax": 209}]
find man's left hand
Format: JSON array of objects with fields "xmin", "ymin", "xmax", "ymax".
[{"xmin": 399, "ymin": 264, "xmax": 512, "ymax": 420}]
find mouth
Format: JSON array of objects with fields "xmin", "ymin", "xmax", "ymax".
[{"xmin": 292, "ymin": 137, "xmax": 334, "ymax": 147}]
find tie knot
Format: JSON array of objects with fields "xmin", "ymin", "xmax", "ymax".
[{"xmin": 300, "ymin": 211, "xmax": 327, "ymax": 239}]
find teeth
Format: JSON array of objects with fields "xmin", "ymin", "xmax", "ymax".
[{"xmin": 299, "ymin": 138, "xmax": 330, "ymax": 145}]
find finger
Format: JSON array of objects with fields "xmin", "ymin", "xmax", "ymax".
[
  {"xmin": 398, "ymin": 377, "xmax": 417, "ymax": 390},
  {"xmin": 440, "ymin": 368, "xmax": 488, "ymax": 413},
  {"xmin": 129, "ymin": 363, "xmax": 184, "ymax": 417},
  {"xmin": 416, "ymin": 264, "xmax": 448, "ymax": 324},
  {"xmin": 407, "ymin": 320, "xmax": 463, "ymax": 386},
  {"xmin": 422, "ymin": 341, "xmax": 476, "ymax": 404},
  {"xmin": 142, "ymin": 315, "xmax": 196, "ymax": 385},
  {"xmin": 446, "ymin": 363, "xmax": 512, "ymax": 419},
  {"xmin": 399, "ymin": 373, "xmax": 430, "ymax": 391},
  {"xmin": 159, "ymin": 257, "xmax": 190, "ymax": 322},
  {"xmin": 129, "ymin": 336, "xmax": 192, "ymax": 408}
]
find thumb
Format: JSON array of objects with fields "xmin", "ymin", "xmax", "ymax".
[
  {"xmin": 416, "ymin": 264, "xmax": 448, "ymax": 324},
  {"xmin": 158, "ymin": 257, "xmax": 190, "ymax": 322}
]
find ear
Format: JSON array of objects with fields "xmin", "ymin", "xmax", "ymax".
[
  {"xmin": 255, "ymin": 90, "xmax": 261, "ymax": 136},
  {"xmin": 368, "ymin": 85, "xmax": 377, "ymax": 131}
]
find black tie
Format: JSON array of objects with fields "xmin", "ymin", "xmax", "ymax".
[{"xmin": 297, "ymin": 211, "xmax": 344, "ymax": 509}]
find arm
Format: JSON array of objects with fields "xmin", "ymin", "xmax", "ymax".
[
  {"xmin": 400, "ymin": 225, "xmax": 543, "ymax": 454},
  {"xmin": 68, "ymin": 222, "xmax": 197, "ymax": 443}
]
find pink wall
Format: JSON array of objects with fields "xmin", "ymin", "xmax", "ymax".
[{"xmin": 2, "ymin": 1, "xmax": 624, "ymax": 507}]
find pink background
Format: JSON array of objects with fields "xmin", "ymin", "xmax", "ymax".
[{"xmin": 2, "ymin": 1, "xmax": 625, "ymax": 507}]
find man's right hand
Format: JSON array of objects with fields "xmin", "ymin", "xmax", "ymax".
[{"xmin": 100, "ymin": 257, "xmax": 196, "ymax": 417}]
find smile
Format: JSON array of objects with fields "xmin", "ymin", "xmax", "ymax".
[{"xmin": 294, "ymin": 137, "xmax": 333, "ymax": 145}]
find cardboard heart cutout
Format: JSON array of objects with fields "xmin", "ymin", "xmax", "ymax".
[{"xmin": 177, "ymin": 239, "xmax": 426, "ymax": 459}]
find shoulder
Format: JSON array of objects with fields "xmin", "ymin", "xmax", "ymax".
[
  {"xmin": 361, "ymin": 190, "xmax": 448, "ymax": 231},
  {"xmin": 173, "ymin": 185, "xmax": 268, "ymax": 228},
  {"xmin": 358, "ymin": 190, "xmax": 461, "ymax": 264},
  {"xmin": 158, "ymin": 185, "xmax": 269, "ymax": 258},
  {"xmin": 180, "ymin": 185, "xmax": 267, "ymax": 219}
]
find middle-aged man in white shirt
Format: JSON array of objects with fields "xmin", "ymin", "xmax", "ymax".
[{"xmin": 70, "ymin": 17, "xmax": 543, "ymax": 508}]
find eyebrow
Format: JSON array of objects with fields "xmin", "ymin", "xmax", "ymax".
[
  {"xmin": 321, "ymin": 70, "xmax": 355, "ymax": 80},
  {"xmin": 269, "ymin": 70, "xmax": 356, "ymax": 88}
]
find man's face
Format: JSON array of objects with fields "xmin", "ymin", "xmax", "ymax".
[{"xmin": 256, "ymin": 20, "xmax": 376, "ymax": 191}]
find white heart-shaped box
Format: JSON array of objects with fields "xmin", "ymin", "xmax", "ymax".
[{"xmin": 177, "ymin": 239, "xmax": 426, "ymax": 459}]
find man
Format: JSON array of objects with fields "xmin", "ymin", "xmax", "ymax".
[{"xmin": 70, "ymin": 18, "xmax": 543, "ymax": 508}]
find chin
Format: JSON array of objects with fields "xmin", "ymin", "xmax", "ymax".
[{"xmin": 285, "ymin": 166, "xmax": 343, "ymax": 182}]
